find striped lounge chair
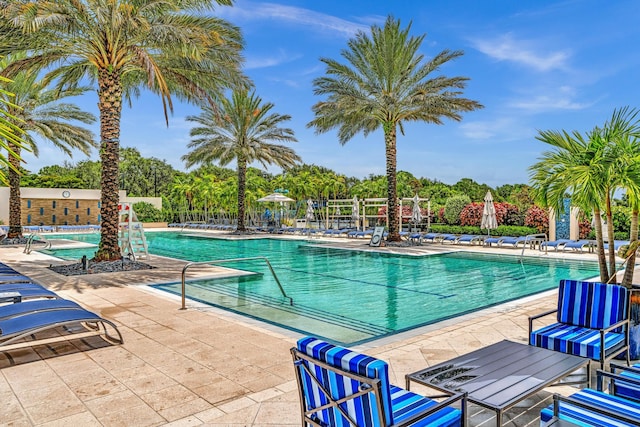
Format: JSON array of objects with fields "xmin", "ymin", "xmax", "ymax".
[
  {"xmin": 529, "ymin": 279, "xmax": 630, "ymax": 370},
  {"xmin": 540, "ymin": 370, "xmax": 640, "ymax": 426},
  {"xmin": 291, "ymin": 336, "xmax": 466, "ymax": 427}
]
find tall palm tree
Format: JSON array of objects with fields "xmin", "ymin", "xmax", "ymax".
[
  {"xmin": 183, "ymin": 90, "xmax": 300, "ymax": 232},
  {"xmin": 1, "ymin": 55, "xmax": 96, "ymax": 239},
  {"xmin": 307, "ymin": 16, "xmax": 482, "ymax": 241},
  {"xmin": 0, "ymin": 72, "xmax": 25, "ymax": 186},
  {"xmin": 3, "ymin": 0, "xmax": 246, "ymax": 260}
]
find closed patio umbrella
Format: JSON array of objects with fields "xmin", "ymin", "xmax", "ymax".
[
  {"xmin": 351, "ymin": 196, "xmax": 360, "ymax": 229},
  {"xmin": 411, "ymin": 194, "xmax": 423, "ymax": 225},
  {"xmin": 306, "ymin": 199, "xmax": 315, "ymax": 223},
  {"xmin": 481, "ymin": 191, "xmax": 498, "ymax": 235}
]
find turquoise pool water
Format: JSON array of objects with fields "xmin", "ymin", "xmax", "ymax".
[{"xmin": 43, "ymin": 232, "xmax": 600, "ymax": 344}]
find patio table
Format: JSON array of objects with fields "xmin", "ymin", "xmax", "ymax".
[{"xmin": 405, "ymin": 340, "xmax": 589, "ymax": 426}]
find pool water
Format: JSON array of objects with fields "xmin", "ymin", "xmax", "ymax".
[{"xmin": 43, "ymin": 232, "xmax": 600, "ymax": 344}]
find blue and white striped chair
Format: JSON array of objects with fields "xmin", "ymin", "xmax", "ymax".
[
  {"xmin": 540, "ymin": 370, "xmax": 640, "ymax": 426},
  {"xmin": 529, "ymin": 279, "xmax": 630, "ymax": 370},
  {"xmin": 611, "ymin": 363, "xmax": 640, "ymax": 402},
  {"xmin": 291, "ymin": 337, "xmax": 466, "ymax": 427}
]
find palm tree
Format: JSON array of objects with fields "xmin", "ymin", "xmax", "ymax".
[
  {"xmin": 3, "ymin": 0, "xmax": 247, "ymax": 260},
  {"xmin": 183, "ymin": 90, "xmax": 300, "ymax": 232},
  {"xmin": 307, "ymin": 16, "xmax": 482, "ymax": 241},
  {"xmin": 530, "ymin": 128, "xmax": 610, "ymax": 282},
  {"xmin": 602, "ymin": 108, "xmax": 640, "ymax": 286},
  {"xmin": 529, "ymin": 107, "xmax": 640, "ymax": 284},
  {"xmin": 0, "ymin": 74, "xmax": 24, "ymax": 186},
  {"xmin": 1, "ymin": 55, "xmax": 96, "ymax": 239}
]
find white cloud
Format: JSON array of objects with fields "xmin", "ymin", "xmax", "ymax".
[
  {"xmin": 459, "ymin": 117, "xmax": 530, "ymax": 141},
  {"xmin": 509, "ymin": 86, "xmax": 592, "ymax": 112},
  {"xmin": 245, "ymin": 50, "xmax": 302, "ymax": 70},
  {"xmin": 472, "ymin": 33, "xmax": 570, "ymax": 72},
  {"xmin": 218, "ymin": 1, "xmax": 369, "ymax": 38}
]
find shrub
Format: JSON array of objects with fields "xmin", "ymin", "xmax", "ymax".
[
  {"xmin": 428, "ymin": 224, "xmax": 537, "ymax": 236},
  {"xmin": 611, "ymin": 205, "xmax": 631, "ymax": 234},
  {"xmin": 444, "ymin": 195, "xmax": 471, "ymax": 225},
  {"xmin": 133, "ymin": 202, "xmax": 163, "ymax": 222},
  {"xmin": 524, "ymin": 205, "xmax": 549, "ymax": 233},
  {"xmin": 578, "ymin": 211, "xmax": 592, "ymax": 239},
  {"xmin": 499, "ymin": 203, "xmax": 522, "ymax": 226},
  {"xmin": 460, "ymin": 202, "xmax": 483, "ymax": 226}
]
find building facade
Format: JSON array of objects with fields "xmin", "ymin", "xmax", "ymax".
[{"xmin": 0, "ymin": 187, "xmax": 161, "ymax": 226}]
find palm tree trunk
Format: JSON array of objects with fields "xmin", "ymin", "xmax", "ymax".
[
  {"xmin": 237, "ymin": 158, "xmax": 247, "ymax": 232},
  {"xmin": 94, "ymin": 68, "xmax": 123, "ymax": 261},
  {"xmin": 385, "ymin": 125, "xmax": 400, "ymax": 241},
  {"xmin": 622, "ymin": 209, "xmax": 638, "ymax": 287},
  {"xmin": 593, "ymin": 209, "xmax": 610, "ymax": 283},
  {"xmin": 605, "ymin": 193, "xmax": 617, "ymax": 282},
  {"xmin": 7, "ymin": 142, "xmax": 22, "ymax": 239}
]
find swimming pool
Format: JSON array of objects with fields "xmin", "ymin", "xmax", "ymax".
[{"xmin": 43, "ymin": 232, "xmax": 600, "ymax": 344}]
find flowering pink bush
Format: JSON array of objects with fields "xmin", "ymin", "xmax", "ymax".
[
  {"xmin": 460, "ymin": 203, "xmax": 483, "ymax": 226},
  {"xmin": 525, "ymin": 205, "xmax": 549, "ymax": 233}
]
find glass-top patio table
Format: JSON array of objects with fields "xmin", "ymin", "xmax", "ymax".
[{"xmin": 405, "ymin": 340, "xmax": 590, "ymax": 426}]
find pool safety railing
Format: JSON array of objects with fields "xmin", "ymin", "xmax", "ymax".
[
  {"xmin": 521, "ymin": 233, "xmax": 548, "ymax": 257},
  {"xmin": 24, "ymin": 233, "xmax": 51, "ymax": 254},
  {"xmin": 180, "ymin": 256, "xmax": 293, "ymax": 309}
]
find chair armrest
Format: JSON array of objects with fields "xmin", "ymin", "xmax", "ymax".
[
  {"xmin": 600, "ymin": 317, "xmax": 630, "ymax": 334},
  {"xmin": 528, "ymin": 309, "xmax": 557, "ymax": 335},
  {"xmin": 395, "ymin": 392, "xmax": 467, "ymax": 427},
  {"xmin": 611, "ymin": 363, "xmax": 640, "ymax": 375},
  {"xmin": 596, "ymin": 369, "xmax": 640, "ymax": 392},
  {"xmin": 551, "ymin": 393, "xmax": 640, "ymax": 425}
]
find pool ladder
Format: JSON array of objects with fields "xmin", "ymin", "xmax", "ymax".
[
  {"xmin": 180, "ymin": 256, "xmax": 293, "ymax": 309},
  {"xmin": 24, "ymin": 233, "xmax": 51, "ymax": 254}
]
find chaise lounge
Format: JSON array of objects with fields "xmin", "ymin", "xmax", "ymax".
[
  {"xmin": 291, "ymin": 336, "xmax": 466, "ymax": 426},
  {"xmin": 0, "ymin": 298, "xmax": 123, "ymax": 351}
]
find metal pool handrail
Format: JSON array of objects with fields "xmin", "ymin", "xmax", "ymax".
[
  {"xmin": 520, "ymin": 233, "xmax": 548, "ymax": 258},
  {"xmin": 24, "ymin": 233, "xmax": 51, "ymax": 254},
  {"xmin": 180, "ymin": 256, "xmax": 293, "ymax": 309}
]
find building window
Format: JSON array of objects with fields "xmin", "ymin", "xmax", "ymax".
[
  {"xmin": 76, "ymin": 200, "xmax": 79, "ymax": 208},
  {"xmin": 64, "ymin": 207, "xmax": 68, "ymax": 215},
  {"xmin": 52, "ymin": 200, "xmax": 56, "ymax": 208},
  {"xmin": 27, "ymin": 214, "xmax": 31, "ymax": 224},
  {"xmin": 40, "ymin": 207, "xmax": 44, "ymax": 215},
  {"xmin": 87, "ymin": 208, "xmax": 91, "ymax": 215},
  {"xmin": 98, "ymin": 214, "xmax": 101, "ymax": 222},
  {"xmin": 27, "ymin": 200, "xmax": 31, "ymax": 208},
  {"xmin": 52, "ymin": 215, "xmax": 56, "ymax": 224},
  {"xmin": 98, "ymin": 201, "xmax": 101, "ymax": 208},
  {"xmin": 75, "ymin": 215, "xmax": 79, "ymax": 223}
]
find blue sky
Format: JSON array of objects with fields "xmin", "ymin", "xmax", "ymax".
[{"xmin": 23, "ymin": 0, "xmax": 640, "ymax": 187}]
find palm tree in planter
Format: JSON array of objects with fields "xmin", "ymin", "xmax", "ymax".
[
  {"xmin": 1, "ymin": 55, "xmax": 96, "ymax": 239},
  {"xmin": 3, "ymin": 0, "xmax": 247, "ymax": 260},
  {"xmin": 183, "ymin": 90, "xmax": 300, "ymax": 232},
  {"xmin": 307, "ymin": 16, "xmax": 483, "ymax": 241}
]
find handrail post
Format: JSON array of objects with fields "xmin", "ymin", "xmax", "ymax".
[{"xmin": 179, "ymin": 256, "xmax": 293, "ymax": 310}]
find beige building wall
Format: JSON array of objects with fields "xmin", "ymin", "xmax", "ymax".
[{"xmin": 0, "ymin": 187, "xmax": 160, "ymax": 225}]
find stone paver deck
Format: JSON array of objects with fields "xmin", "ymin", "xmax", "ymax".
[{"xmin": 0, "ymin": 231, "xmax": 630, "ymax": 426}]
